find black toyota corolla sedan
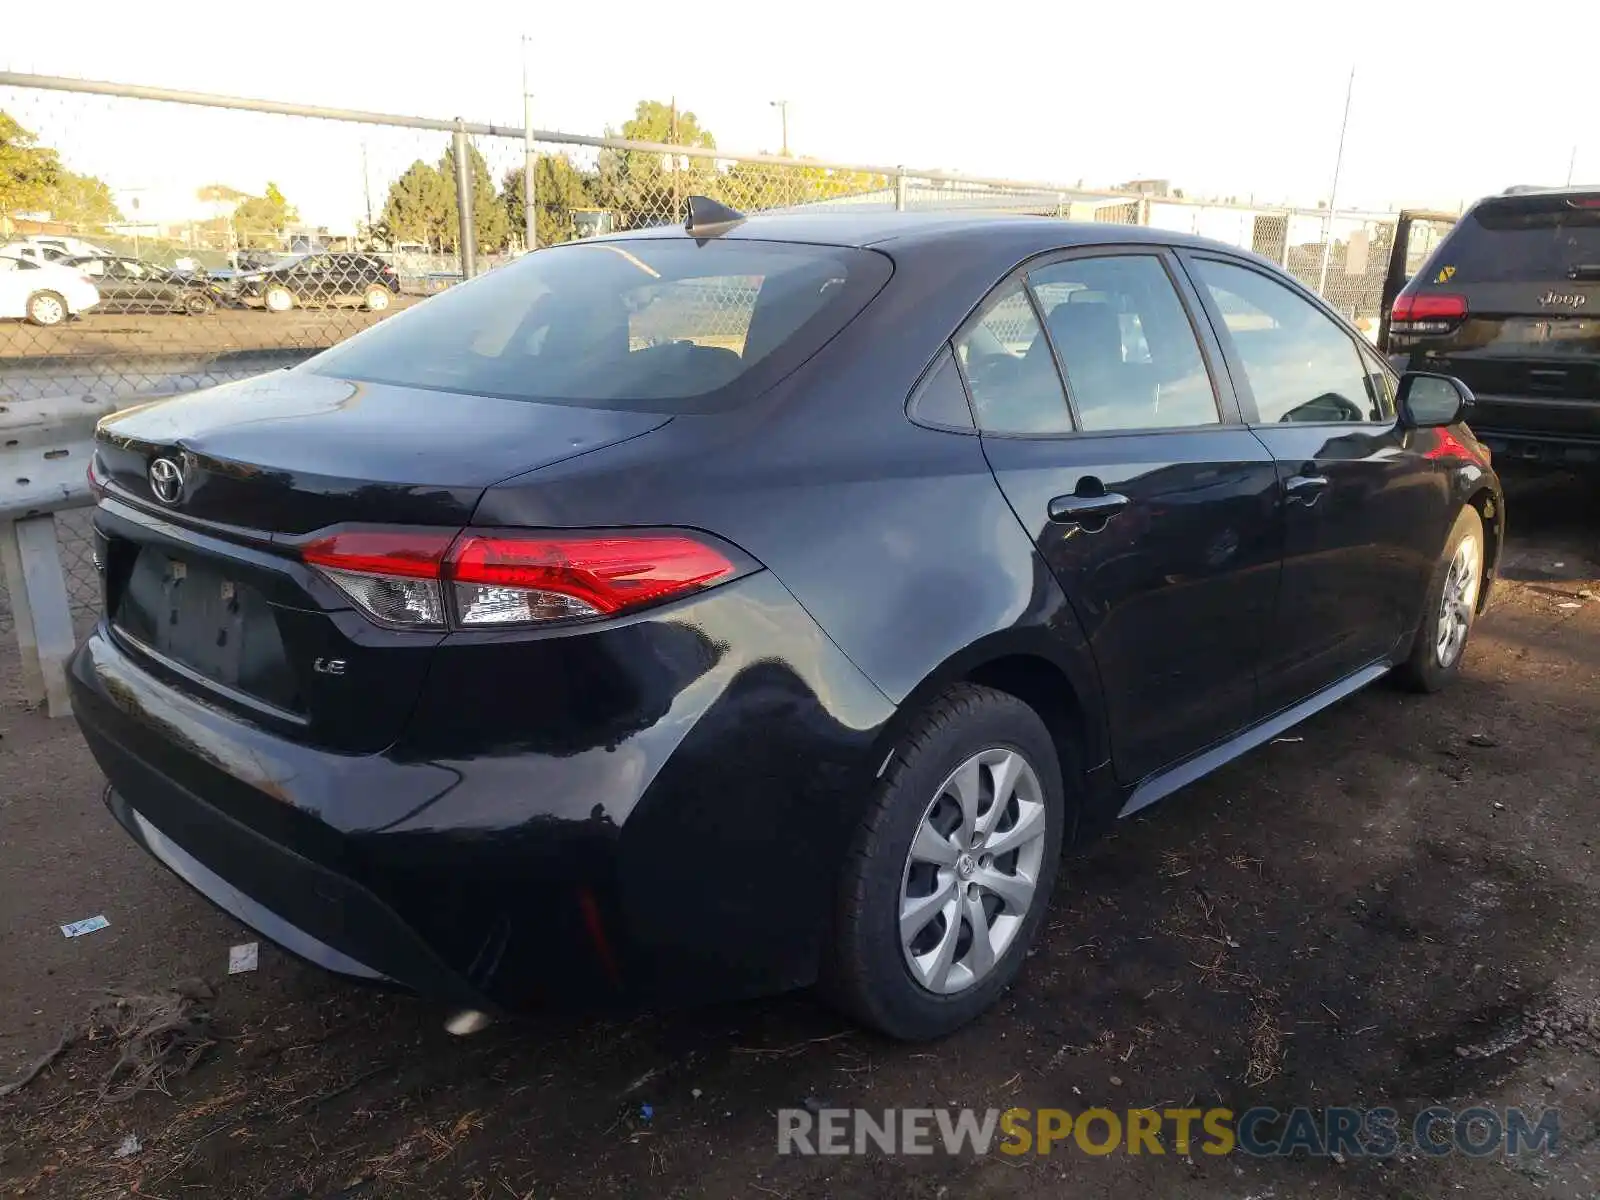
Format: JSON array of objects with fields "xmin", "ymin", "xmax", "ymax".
[{"xmin": 73, "ymin": 202, "xmax": 1503, "ymax": 1041}]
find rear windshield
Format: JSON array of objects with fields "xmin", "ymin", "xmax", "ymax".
[
  {"xmin": 308, "ymin": 238, "xmax": 890, "ymax": 409},
  {"xmin": 1434, "ymin": 195, "xmax": 1600, "ymax": 283}
]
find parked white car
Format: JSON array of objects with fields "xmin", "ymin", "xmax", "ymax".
[
  {"xmin": 0, "ymin": 256, "xmax": 101, "ymax": 326},
  {"xmin": 1, "ymin": 241, "xmax": 73, "ymax": 265},
  {"xmin": 2, "ymin": 235, "xmax": 114, "ymax": 262}
]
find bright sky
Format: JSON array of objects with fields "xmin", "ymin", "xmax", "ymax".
[{"xmin": 2, "ymin": 0, "xmax": 1593, "ymax": 229}]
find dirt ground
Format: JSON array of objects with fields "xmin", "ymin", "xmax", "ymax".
[
  {"xmin": 2, "ymin": 470, "xmax": 1599, "ymax": 1199},
  {"xmin": 0, "ymin": 301, "xmax": 418, "ymax": 362}
]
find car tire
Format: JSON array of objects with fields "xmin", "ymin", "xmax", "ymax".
[
  {"xmin": 26, "ymin": 290, "xmax": 69, "ymax": 327},
  {"xmin": 264, "ymin": 285, "xmax": 295, "ymax": 313},
  {"xmin": 1394, "ymin": 505, "xmax": 1485, "ymax": 693},
  {"xmin": 823, "ymin": 684, "xmax": 1066, "ymax": 1041},
  {"xmin": 183, "ymin": 292, "xmax": 215, "ymax": 317},
  {"xmin": 362, "ymin": 285, "xmax": 391, "ymax": 312}
]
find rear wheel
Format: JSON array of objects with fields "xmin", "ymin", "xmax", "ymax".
[
  {"xmin": 263, "ymin": 284, "xmax": 295, "ymax": 313},
  {"xmin": 26, "ymin": 290, "xmax": 68, "ymax": 327},
  {"xmin": 1395, "ymin": 506, "xmax": 1484, "ymax": 692},
  {"xmin": 824, "ymin": 684, "xmax": 1065, "ymax": 1040},
  {"xmin": 362, "ymin": 285, "xmax": 391, "ymax": 312}
]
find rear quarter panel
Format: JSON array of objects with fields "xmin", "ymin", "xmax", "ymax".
[{"xmin": 474, "ymin": 239, "xmax": 1110, "ymax": 771}]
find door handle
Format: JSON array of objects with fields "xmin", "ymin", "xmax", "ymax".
[
  {"xmin": 1048, "ymin": 491, "xmax": 1129, "ymax": 526},
  {"xmin": 1284, "ymin": 474, "xmax": 1329, "ymax": 506}
]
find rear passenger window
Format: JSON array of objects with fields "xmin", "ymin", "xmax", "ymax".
[
  {"xmin": 1193, "ymin": 259, "xmax": 1379, "ymax": 424},
  {"xmin": 1028, "ymin": 255, "xmax": 1218, "ymax": 431},
  {"xmin": 954, "ymin": 281, "xmax": 1072, "ymax": 435},
  {"xmin": 908, "ymin": 348, "xmax": 974, "ymax": 430}
]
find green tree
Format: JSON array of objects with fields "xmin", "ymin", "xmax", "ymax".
[
  {"xmin": 381, "ymin": 159, "xmax": 452, "ymax": 248},
  {"xmin": 197, "ymin": 183, "xmax": 248, "ymax": 207},
  {"xmin": 596, "ymin": 100, "xmax": 718, "ymax": 229},
  {"xmin": 47, "ymin": 170, "xmax": 122, "ymax": 227},
  {"xmin": 501, "ymin": 154, "xmax": 596, "ymax": 247},
  {"xmin": 439, "ymin": 140, "xmax": 508, "ymax": 253},
  {"xmin": 0, "ymin": 110, "xmax": 61, "ymax": 215},
  {"xmin": 713, "ymin": 158, "xmax": 886, "ymax": 214},
  {"xmin": 233, "ymin": 182, "xmax": 297, "ymax": 248},
  {"xmin": 381, "ymin": 141, "xmax": 508, "ymax": 254}
]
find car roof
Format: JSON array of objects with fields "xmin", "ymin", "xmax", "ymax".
[
  {"xmin": 584, "ymin": 210, "xmax": 1267, "ymax": 264},
  {"xmin": 1472, "ymin": 184, "xmax": 1600, "ymax": 210}
]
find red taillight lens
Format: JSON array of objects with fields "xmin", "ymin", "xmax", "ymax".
[
  {"xmin": 1424, "ymin": 428, "xmax": 1488, "ymax": 467},
  {"xmin": 303, "ymin": 529, "xmax": 455, "ymax": 578},
  {"xmin": 303, "ymin": 529, "xmax": 457, "ymax": 628},
  {"xmin": 1392, "ymin": 292, "xmax": 1467, "ymax": 322},
  {"xmin": 448, "ymin": 534, "xmax": 734, "ymax": 616},
  {"xmin": 1390, "ymin": 292, "xmax": 1467, "ymax": 337},
  {"xmin": 300, "ymin": 528, "xmax": 738, "ymax": 629}
]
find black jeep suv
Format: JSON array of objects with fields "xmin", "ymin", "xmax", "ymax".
[{"xmin": 1388, "ymin": 186, "xmax": 1600, "ymax": 467}]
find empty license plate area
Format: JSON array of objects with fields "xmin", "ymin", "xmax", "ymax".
[{"xmin": 113, "ymin": 546, "xmax": 303, "ymax": 714}]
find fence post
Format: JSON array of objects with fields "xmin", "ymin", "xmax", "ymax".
[
  {"xmin": 453, "ymin": 122, "xmax": 477, "ymax": 279},
  {"xmin": 1280, "ymin": 213, "xmax": 1293, "ymax": 268},
  {"xmin": 3, "ymin": 393, "xmax": 123, "ymax": 717},
  {"xmin": 894, "ymin": 169, "xmax": 908, "ymax": 213},
  {"xmin": 0, "ymin": 518, "xmax": 44, "ymax": 705},
  {"xmin": 14, "ymin": 517, "xmax": 75, "ymax": 716}
]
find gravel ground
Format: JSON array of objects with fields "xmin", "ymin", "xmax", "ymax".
[
  {"xmin": 0, "ymin": 302, "xmax": 418, "ymax": 362},
  {"xmin": 1, "ymin": 470, "xmax": 1598, "ymax": 1199}
]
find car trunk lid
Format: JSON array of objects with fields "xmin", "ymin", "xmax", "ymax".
[{"xmin": 92, "ymin": 369, "xmax": 671, "ymax": 751}]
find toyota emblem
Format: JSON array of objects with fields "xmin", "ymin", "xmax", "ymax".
[{"xmin": 148, "ymin": 456, "xmax": 185, "ymax": 505}]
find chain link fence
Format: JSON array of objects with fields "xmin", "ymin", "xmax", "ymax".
[{"xmin": 1, "ymin": 72, "xmax": 1423, "ymax": 648}]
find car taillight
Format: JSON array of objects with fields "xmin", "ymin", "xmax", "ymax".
[
  {"xmin": 301, "ymin": 528, "xmax": 738, "ymax": 630},
  {"xmin": 79, "ymin": 273, "xmax": 96, "ymax": 285},
  {"xmin": 1390, "ymin": 292, "xmax": 1467, "ymax": 335},
  {"xmin": 303, "ymin": 528, "xmax": 455, "ymax": 628},
  {"xmin": 1424, "ymin": 428, "xmax": 1489, "ymax": 467},
  {"xmin": 87, "ymin": 454, "xmax": 107, "ymax": 499}
]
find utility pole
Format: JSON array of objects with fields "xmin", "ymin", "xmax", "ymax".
[
  {"xmin": 360, "ymin": 139, "xmax": 374, "ymax": 236},
  {"xmin": 1317, "ymin": 67, "xmax": 1355, "ymax": 298},
  {"xmin": 770, "ymin": 99, "xmax": 789, "ymax": 156},
  {"xmin": 1567, "ymin": 144, "xmax": 1579, "ymax": 187},
  {"xmin": 670, "ymin": 96, "xmax": 680, "ymax": 221},
  {"xmin": 522, "ymin": 35, "xmax": 537, "ymax": 251}
]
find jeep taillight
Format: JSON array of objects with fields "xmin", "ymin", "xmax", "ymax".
[{"xmin": 1391, "ymin": 292, "xmax": 1467, "ymax": 336}]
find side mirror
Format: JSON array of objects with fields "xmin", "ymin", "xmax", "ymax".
[{"xmin": 1397, "ymin": 372, "xmax": 1473, "ymax": 429}]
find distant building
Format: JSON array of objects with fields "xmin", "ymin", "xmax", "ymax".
[
  {"xmin": 1117, "ymin": 179, "xmax": 1175, "ymax": 198},
  {"xmin": 769, "ymin": 182, "xmax": 1138, "ymax": 222}
]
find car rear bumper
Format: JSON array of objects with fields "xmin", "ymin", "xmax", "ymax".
[
  {"xmin": 70, "ymin": 570, "xmax": 894, "ymax": 1010},
  {"xmin": 1465, "ymin": 393, "xmax": 1600, "ymax": 464},
  {"xmin": 103, "ymin": 783, "xmax": 467, "ymax": 995}
]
